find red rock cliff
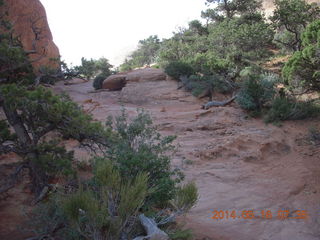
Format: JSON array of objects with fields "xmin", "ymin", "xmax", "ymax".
[{"xmin": 5, "ymin": 0, "xmax": 60, "ymax": 71}]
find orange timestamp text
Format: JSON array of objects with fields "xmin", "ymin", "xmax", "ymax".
[{"xmin": 210, "ymin": 209, "xmax": 309, "ymax": 220}]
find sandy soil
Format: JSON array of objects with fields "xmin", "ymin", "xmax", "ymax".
[{"xmin": 1, "ymin": 71, "xmax": 320, "ymax": 239}]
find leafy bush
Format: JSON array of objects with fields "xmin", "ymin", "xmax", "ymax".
[
  {"xmin": 208, "ymin": 17, "xmax": 274, "ymax": 61},
  {"xmin": 26, "ymin": 110, "xmax": 198, "ymax": 239},
  {"xmin": 187, "ymin": 52, "xmax": 232, "ymax": 75},
  {"xmin": 236, "ymin": 72, "xmax": 278, "ymax": 113},
  {"xmin": 170, "ymin": 182, "xmax": 198, "ymax": 212},
  {"xmin": 282, "ymin": 19, "xmax": 320, "ymax": 91},
  {"xmin": 265, "ymin": 97, "xmax": 320, "ymax": 123},
  {"xmin": 93, "ymin": 72, "xmax": 109, "ymax": 90},
  {"xmin": 180, "ymin": 74, "xmax": 235, "ymax": 97},
  {"xmin": 270, "ymin": 0, "xmax": 320, "ymax": 51},
  {"xmin": 102, "ymin": 109, "xmax": 184, "ymax": 208},
  {"xmin": 61, "ymin": 160, "xmax": 148, "ymax": 240},
  {"xmin": 164, "ymin": 61, "xmax": 195, "ymax": 80},
  {"xmin": 30, "ymin": 141, "xmax": 75, "ymax": 178}
]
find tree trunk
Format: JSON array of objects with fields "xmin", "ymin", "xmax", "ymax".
[
  {"xmin": 202, "ymin": 95, "xmax": 237, "ymax": 109},
  {"xmin": 133, "ymin": 214, "xmax": 169, "ymax": 240}
]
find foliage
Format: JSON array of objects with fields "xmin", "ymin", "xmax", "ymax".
[
  {"xmin": 93, "ymin": 72, "xmax": 110, "ymax": 90},
  {"xmin": 75, "ymin": 57, "xmax": 96, "ymax": 80},
  {"xmin": 0, "ymin": 83, "xmax": 110, "ymax": 193},
  {"xmin": 102, "ymin": 109, "xmax": 183, "ymax": 208},
  {"xmin": 205, "ymin": 0, "xmax": 263, "ymax": 19},
  {"xmin": 30, "ymin": 141, "xmax": 75, "ymax": 177},
  {"xmin": 0, "ymin": 2, "xmax": 35, "ymax": 85},
  {"xmin": 24, "ymin": 196, "xmax": 79, "ymax": 239},
  {"xmin": 236, "ymin": 72, "xmax": 277, "ymax": 113},
  {"xmin": 61, "ymin": 160, "xmax": 148, "ymax": 240},
  {"xmin": 282, "ymin": 19, "xmax": 320, "ymax": 91},
  {"xmin": 208, "ymin": 17, "xmax": 274, "ymax": 61},
  {"xmin": 27, "ymin": 111, "xmax": 198, "ymax": 239},
  {"xmin": 75, "ymin": 57, "xmax": 113, "ymax": 80},
  {"xmin": 180, "ymin": 74, "xmax": 235, "ymax": 98},
  {"xmin": 170, "ymin": 182, "xmax": 198, "ymax": 213},
  {"xmin": 119, "ymin": 35, "xmax": 161, "ymax": 70},
  {"xmin": 164, "ymin": 61, "xmax": 195, "ymax": 80},
  {"xmin": 264, "ymin": 97, "xmax": 320, "ymax": 123},
  {"xmin": 186, "ymin": 52, "xmax": 232, "ymax": 76},
  {"xmin": 270, "ymin": 0, "xmax": 320, "ymax": 51},
  {"xmin": 95, "ymin": 57, "xmax": 113, "ymax": 76}
]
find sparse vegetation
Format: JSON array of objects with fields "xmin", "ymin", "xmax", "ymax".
[{"xmin": 3, "ymin": 0, "xmax": 320, "ymax": 239}]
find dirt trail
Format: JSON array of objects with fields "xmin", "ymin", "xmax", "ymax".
[{"xmin": 53, "ymin": 72, "xmax": 320, "ymax": 240}]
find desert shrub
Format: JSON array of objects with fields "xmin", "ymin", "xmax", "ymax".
[
  {"xmin": 208, "ymin": 17, "xmax": 274, "ymax": 61},
  {"xmin": 180, "ymin": 74, "xmax": 235, "ymax": 98},
  {"xmin": 93, "ymin": 72, "xmax": 109, "ymax": 90},
  {"xmin": 282, "ymin": 19, "xmax": 320, "ymax": 91},
  {"xmin": 30, "ymin": 141, "xmax": 75, "ymax": 178},
  {"xmin": 37, "ymin": 65, "xmax": 61, "ymax": 84},
  {"xmin": 164, "ymin": 61, "xmax": 195, "ymax": 80},
  {"xmin": 24, "ymin": 196, "xmax": 79, "ymax": 240},
  {"xmin": 26, "ymin": 110, "xmax": 198, "ymax": 239},
  {"xmin": 265, "ymin": 97, "xmax": 320, "ymax": 123},
  {"xmin": 236, "ymin": 72, "xmax": 278, "ymax": 113},
  {"xmin": 170, "ymin": 182, "xmax": 198, "ymax": 212},
  {"xmin": 102, "ymin": 109, "xmax": 184, "ymax": 208},
  {"xmin": 62, "ymin": 161, "xmax": 148, "ymax": 240},
  {"xmin": 187, "ymin": 52, "xmax": 232, "ymax": 75}
]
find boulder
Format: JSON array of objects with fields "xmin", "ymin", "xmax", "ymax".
[
  {"xmin": 102, "ymin": 75, "xmax": 127, "ymax": 91},
  {"xmin": 126, "ymin": 68, "xmax": 167, "ymax": 82},
  {"xmin": 5, "ymin": 0, "xmax": 60, "ymax": 71}
]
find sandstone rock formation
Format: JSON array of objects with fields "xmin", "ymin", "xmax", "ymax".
[
  {"xmin": 102, "ymin": 74, "xmax": 127, "ymax": 91},
  {"xmin": 126, "ymin": 68, "xmax": 167, "ymax": 82},
  {"xmin": 5, "ymin": 0, "xmax": 60, "ymax": 71},
  {"xmin": 102, "ymin": 68, "xmax": 167, "ymax": 91}
]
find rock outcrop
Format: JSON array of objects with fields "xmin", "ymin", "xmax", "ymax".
[
  {"xmin": 102, "ymin": 74, "xmax": 127, "ymax": 91},
  {"xmin": 126, "ymin": 68, "xmax": 167, "ymax": 82},
  {"xmin": 102, "ymin": 68, "xmax": 167, "ymax": 91},
  {"xmin": 5, "ymin": 0, "xmax": 60, "ymax": 71}
]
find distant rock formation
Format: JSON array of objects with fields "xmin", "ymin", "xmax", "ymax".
[{"xmin": 5, "ymin": 0, "xmax": 60, "ymax": 71}]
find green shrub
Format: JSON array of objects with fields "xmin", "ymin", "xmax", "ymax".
[
  {"xmin": 236, "ymin": 73, "xmax": 277, "ymax": 113},
  {"xmin": 265, "ymin": 97, "xmax": 320, "ymax": 123},
  {"xmin": 188, "ymin": 52, "xmax": 232, "ymax": 75},
  {"xmin": 30, "ymin": 141, "xmax": 75, "ymax": 178},
  {"xmin": 93, "ymin": 72, "xmax": 109, "ymax": 90},
  {"xmin": 180, "ymin": 74, "xmax": 235, "ymax": 97},
  {"xmin": 282, "ymin": 19, "xmax": 320, "ymax": 91},
  {"xmin": 61, "ymin": 160, "xmax": 148, "ymax": 240},
  {"xmin": 170, "ymin": 182, "xmax": 198, "ymax": 212},
  {"xmin": 164, "ymin": 61, "xmax": 195, "ymax": 80},
  {"xmin": 102, "ymin": 109, "xmax": 184, "ymax": 208}
]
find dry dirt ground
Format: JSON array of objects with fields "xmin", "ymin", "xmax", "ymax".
[{"xmin": 1, "ymin": 71, "xmax": 320, "ymax": 240}]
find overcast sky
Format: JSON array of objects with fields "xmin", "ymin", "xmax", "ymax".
[{"xmin": 40, "ymin": 0, "xmax": 207, "ymax": 67}]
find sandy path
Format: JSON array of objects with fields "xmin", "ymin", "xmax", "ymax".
[{"xmin": 54, "ymin": 76, "xmax": 320, "ymax": 240}]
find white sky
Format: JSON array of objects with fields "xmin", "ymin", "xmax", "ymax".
[{"xmin": 40, "ymin": 0, "xmax": 206, "ymax": 67}]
